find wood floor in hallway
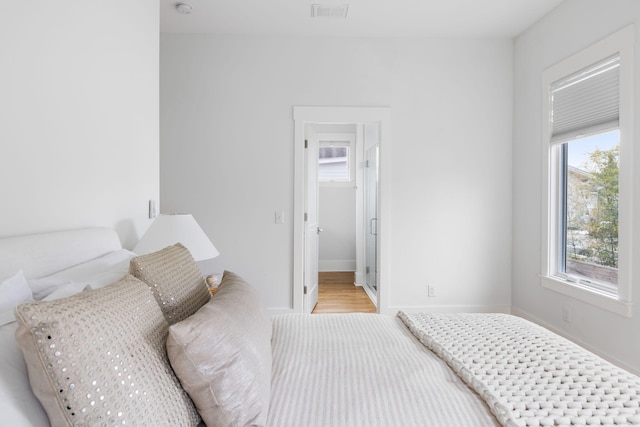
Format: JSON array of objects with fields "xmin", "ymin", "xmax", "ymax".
[{"xmin": 312, "ymin": 271, "xmax": 377, "ymax": 314}]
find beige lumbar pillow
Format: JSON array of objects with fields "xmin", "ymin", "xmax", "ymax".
[
  {"xmin": 129, "ymin": 243, "xmax": 210, "ymax": 325},
  {"xmin": 15, "ymin": 274, "xmax": 201, "ymax": 427},
  {"xmin": 167, "ymin": 271, "xmax": 272, "ymax": 427}
]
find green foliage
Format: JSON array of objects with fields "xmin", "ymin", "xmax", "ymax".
[
  {"xmin": 586, "ymin": 146, "xmax": 619, "ymax": 267},
  {"xmin": 565, "ymin": 145, "xmax": 619, "ymax": 269}
]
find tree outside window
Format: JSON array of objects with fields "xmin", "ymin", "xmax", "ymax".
[{"xmin": 565, "ymin": 131, "xmax": 619, "ymax": 285}]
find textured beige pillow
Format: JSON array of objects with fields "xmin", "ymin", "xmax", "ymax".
[
  {"xmin": 15, "ymin": 274, "xmax": 201, "ymax": 427},
  {"xmin": 167, "ymin": 271, "xmax": 272, "ymax": 427},
  {"xmin": 129, "ymin": 243, "xmax": 210, "ymax": 325}
]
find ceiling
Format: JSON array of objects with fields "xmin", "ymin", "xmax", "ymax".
[{"xmin": 159, "ymin": 0, "xmax": 564, "ymax": 38}]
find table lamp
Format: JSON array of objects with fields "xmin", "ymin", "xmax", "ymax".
[{"xmin": 134, "ymin": 213, "xmax": 219, "ymax": 261}]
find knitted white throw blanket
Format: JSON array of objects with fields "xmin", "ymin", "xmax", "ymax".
[{"xmin": 398, "ymin": 312, "xmax": 640, "ymax": 427}]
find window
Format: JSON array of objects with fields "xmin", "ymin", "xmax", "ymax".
[
  {"xmin": 541, "ymin": 26, "xmax": 633, "ymax": 316},
  {"xmin": 316, "ymin": 133, "xmax": 356, "ymax": 184},
  {"xmin": 318, "ymin": 142, "xmax": 350, "ymax": 182},
  {"xmin": 561, "ymin": 131, "xmax": 619, "ymax": 292}
]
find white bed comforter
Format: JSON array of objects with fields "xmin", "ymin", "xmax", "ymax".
[
  {"xmin": 398, "ymin": 312, "xmax": 640, "ymax": 427},
  {"xmin": 268, "ymin": 313, "xmax": 500, "ymax": 427}
]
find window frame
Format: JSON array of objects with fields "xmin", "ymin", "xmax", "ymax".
[{"xmin": 540, "ymin": 26, "xmax": 634, "ymax": 317}]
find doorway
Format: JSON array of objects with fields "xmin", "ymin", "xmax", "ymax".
[{"xmin": 292, "ymin": 106, "xmax": 391, "ymax": 314}]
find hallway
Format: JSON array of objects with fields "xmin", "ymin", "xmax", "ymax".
[{"xmin": 312, "ymin": 272, "xmax": 376, "ymax": 314}]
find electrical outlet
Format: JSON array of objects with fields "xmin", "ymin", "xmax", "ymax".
[
  {"xmin": 562, "ymin": 306, "xmax": 572, "ymax": 323},
  {"xmin": 428, "ymin": 285, "xmax": 437, "ymax": 297}
]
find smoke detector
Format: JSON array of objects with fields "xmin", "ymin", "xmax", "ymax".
[
  {"xmin": 176, "ymin": 3, "xmax": 193, "ymax": 15},
  {"xmin": 311, "ymin": 4, "xmax": 349, "ymax": 19}
]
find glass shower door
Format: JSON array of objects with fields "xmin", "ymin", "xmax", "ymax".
[{"xmin": 365, "ymin": 145, "xmax": 379, "ymax": 293}]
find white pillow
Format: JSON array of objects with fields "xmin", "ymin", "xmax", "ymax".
[
  {"xmin": 27, "ymin": 249, "xmax": 135, "ymax": 300},
  {"xmin": 0, "ymin": 270, "xmax": 32, "ymax": 311},
  {"xmin": 0, "ymin": 311, "xmax": 17, "ymax": 327},
  {"xmin": 0, "ymin": 322, "xmax": 49, "ymax": 426},
  {"xmin": 42, "ymin": 282, "xmax": 92, "ymax": 301},
  {"xmin": 0, "ymin": 271, "xmax": 33, "ymax": 325},
  {"xmin": 27, "ymin": 275, "xmax": 70, "ymax": 300}
]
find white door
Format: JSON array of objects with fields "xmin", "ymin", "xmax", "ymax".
[
  {"xmin": 293, "ymin": 106, "xmax": 390, "ymax": 314},
  {"xmin": 303, "ymin": 136, "xmax": 319, "ymax": 313}
]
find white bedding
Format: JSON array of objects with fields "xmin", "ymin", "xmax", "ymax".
[
  {"xmin": 27, "ymin": 248, "xmax": 136, "ymax": 299},
  {"xmin": 0, "ymin": 322, "xmax": 49, "ymax": 427},
  {"xmin": 267, "ymin": 313, "xmax": 500, "ymax": 427},
  {"xmin": 0, "ymin": 228, "xmax": 122, "ymax": 282},
  {"xmin": 399, "ymin": 312, "xmax": 640, "ymax": 427},
  {"xmin": 6, "ymin": 227, "xmax": 637, "ymax": 427}
]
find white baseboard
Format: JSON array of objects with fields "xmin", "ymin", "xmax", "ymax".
[
  {"xmin": 354, "ymin": 271, "xmax": 364, "ymax": 286},
  {"xmin": 318, "ymin": 260, "xmax": 356, "ymax": 272}
]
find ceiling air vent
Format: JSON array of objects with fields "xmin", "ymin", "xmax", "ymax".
[{"xmin": 311, "ymin": 4, "xmax": 349, "ymax": 19}]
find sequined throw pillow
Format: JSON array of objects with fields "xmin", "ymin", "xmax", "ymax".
[
  {"xmin": 15, "ymin": 274, "xmax": 201, "ymax": 427},
  {"xmin": 166, "ymin": 271, "xmax": 272, "ymax": 427},
  {"xmin": 129, "ymin": 243, "xmax": 210, "ymax": 325}
]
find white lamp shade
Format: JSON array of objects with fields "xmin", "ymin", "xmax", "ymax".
[{"xmin": 134, "ymin": 214, "xmax": 219, "ymax": 261}]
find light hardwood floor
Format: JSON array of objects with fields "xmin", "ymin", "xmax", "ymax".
[{"xmin": 312, "ymin": 272, "xmax": 377, "ymax": 314}]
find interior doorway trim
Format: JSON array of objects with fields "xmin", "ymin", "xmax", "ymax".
[{"xmin": 292, "ymin": 106, "xmax": 391, "ymax": 314}]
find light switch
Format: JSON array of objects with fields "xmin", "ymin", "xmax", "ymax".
[
  {"xmin": 148, "ymin": 200, "xmax": 157, "ymax": 219},
  {"xmin": 275, "ymin": 211, "xmax": 285, "ymax": 224}
]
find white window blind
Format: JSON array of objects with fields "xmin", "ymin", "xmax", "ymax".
[{"xmin": 550, "ymin": 54, "xmax": 620, "ymax": 143}]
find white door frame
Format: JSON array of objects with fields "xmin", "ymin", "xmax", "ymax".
[
  {"xmin": 293, "ymin": 106, "xmax": 391, "ymax": 314},
  {"xmin": 303, "ymin": 132, "xmax": 319, "ymax": 313}
]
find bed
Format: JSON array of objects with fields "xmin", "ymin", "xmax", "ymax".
[{"xmin": 1, "ymin": 228, "xmax": 639, "ymax": 427}]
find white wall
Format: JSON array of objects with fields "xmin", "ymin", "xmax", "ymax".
[
  {"xmin": 512, "ymin": 0, "xmax": 640, "ymax": 373},
  {"xmin": 319, "ymin": 186, "xmax": 356, "ymax": 272},
  {"xmin": 160, "ymin": 35, "xmax": 513, "ymax": 312},
  {"xmin": 0, "ymin": 0, "xmax": 159, "ymax": 249}
]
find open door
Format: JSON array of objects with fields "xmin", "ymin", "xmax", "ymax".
[
  {"xmin": 303, "ymin": 136, "xmax": 319, "ymax": 313},
  {"xmin": 365, "ymin": 144, "xmax": 379, "ymax": 295},
  {"xmin": 293, "ymin": 106, "xmax": 390, "ymax": 314}
]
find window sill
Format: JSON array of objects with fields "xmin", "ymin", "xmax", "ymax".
[{"xmin": 540, "ymin": 275, "xmax": 632, "ymax": 318}]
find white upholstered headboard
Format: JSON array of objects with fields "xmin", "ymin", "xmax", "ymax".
[{"xmin": 0, "ymin": 228, "xmax": 122, "ymax": 282}]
